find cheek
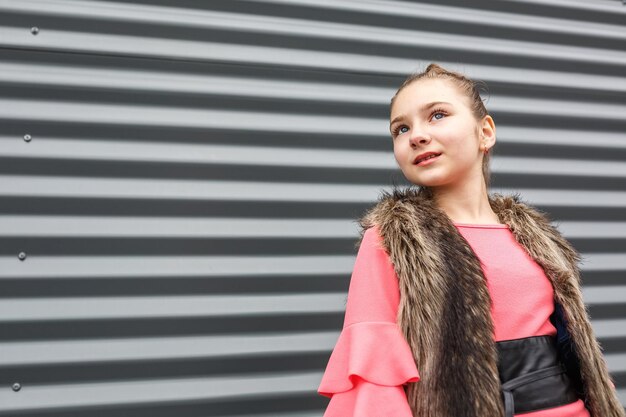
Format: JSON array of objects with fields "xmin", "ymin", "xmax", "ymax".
[
  {"xmin": 392, "ymin": 144, "xmax": 403, "ymax": 161},
  {"xmin": 441, "ymin": 132, "xmax": 474, "ymax": 153}
]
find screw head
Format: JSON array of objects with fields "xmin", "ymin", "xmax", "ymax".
[
  {"xmin": 18, "ymin": 252, "xmax": 27, "ymax": 261},
  {"xmin": 12, "ymin": 382, "xmax": 21, "ymax": 392},
  {"xmin": 30, "ymin": 27, "xmax": 39, "ymax": 35},
  {"xmin": 24, "ymin": 134, "xmax": 32, "ymax": 142}
]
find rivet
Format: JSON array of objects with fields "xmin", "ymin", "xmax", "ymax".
[
  {"xmin": 12, "ymin": 382, "xmax": 21, "ymax": 392},
  {"xmin": 24, "ymin": 134, "xmax": 32, "ymax": 142},
  {"xmin": 30, "ymin": 27, "xmax": 39, "ymax": 35},
  {"xmin": 18, "ymin": 252, "xmax": 27, "ymax": 261}
]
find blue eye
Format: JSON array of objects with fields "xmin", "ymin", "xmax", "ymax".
[
  {"xmin": 392, "ymin": 125, "xmax": 409, "ymax": 138},
  {"xmin": 430, "ymin": 108, "xmax": 448, "ymax": 121}
]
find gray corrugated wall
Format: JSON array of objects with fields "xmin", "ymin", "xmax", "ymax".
[{"xmin": 0, "ymin": 0, "xmax": 625, "ymax": 415}]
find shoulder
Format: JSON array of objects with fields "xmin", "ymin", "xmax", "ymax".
[
  {"xmin": 356, "ymin": 186, "xmax": 432, "ymax": 241},
  {"xmin": 354, "ymin": 225, "xmax": 386, "ymax": 254},
  {"xmin": 490, "ymin": 192, "xmax": 581, "ymax": 263},
  {"xmin": 489, "ymin": 191, "xmax": 557, "ymax": 229}
]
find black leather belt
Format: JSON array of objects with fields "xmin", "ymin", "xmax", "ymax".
[{"xmin": 496, "ymin": 335, "xmax": 580, "ymax": 417}]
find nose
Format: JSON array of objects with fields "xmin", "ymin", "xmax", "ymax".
[{"xmin": 409, "ymin": 131, "xmax": 431, "ymax": 147}]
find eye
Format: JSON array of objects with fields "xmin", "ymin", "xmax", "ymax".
[
  {"xmin": 392, "ymin": 125, "xmax": 409, "ymax": 138},
  {"xmin": 430, "ymin": 108, "xmax": 448, "ymax": 121}
]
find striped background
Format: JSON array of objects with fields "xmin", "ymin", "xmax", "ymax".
[{"xmin": 0, "ymin": 0, "xmax": 624, "ymax": 415}]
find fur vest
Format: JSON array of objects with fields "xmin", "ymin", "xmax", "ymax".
[{"xmin": 356, "ymin": 186, "xmax": 624, "ymax": 417}]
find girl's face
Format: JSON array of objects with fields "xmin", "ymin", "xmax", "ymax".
[{"xmin": 389, "ymin": 78, "xmax": 488, "ymax": 191}]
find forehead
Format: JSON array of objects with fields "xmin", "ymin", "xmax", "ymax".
[{"xmin": 392, "ymin": 78, "xmax": 467, "ymax": 114}]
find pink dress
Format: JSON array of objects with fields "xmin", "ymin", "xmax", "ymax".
[{"xmin": 317, "ymin": 223, "xmax": 593, "ymax": 417}]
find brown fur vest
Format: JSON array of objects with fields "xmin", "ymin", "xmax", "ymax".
[{"xmin": 357, "ymin": 186, "xmax": 624, "ymax": 417}]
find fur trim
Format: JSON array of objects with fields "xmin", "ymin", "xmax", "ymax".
[{"xmin": 357, "ymin": 186, "xmax": 624, "ymax": 417}]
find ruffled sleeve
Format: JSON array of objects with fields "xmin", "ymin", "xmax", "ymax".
[{"xmin": 317, "ymin": 226, "xmax": 420, "ymax": 417}]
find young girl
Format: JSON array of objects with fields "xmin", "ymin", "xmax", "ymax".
[{"xmin": 317, "ymin": 63, "xmax": 624, "ymax": 417}]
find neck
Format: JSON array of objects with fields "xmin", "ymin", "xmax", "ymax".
[{"xmin": 429, "ymin": 178, "xmax": 500, "ymax": 224}]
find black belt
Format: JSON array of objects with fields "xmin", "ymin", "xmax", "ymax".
[{"xmin": 496, "ymin": 335, "xmax": 579, "ymax": 417}]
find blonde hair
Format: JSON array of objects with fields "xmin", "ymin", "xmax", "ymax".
[{"xmin": 390, "ymin": 63, "xmax": 493, "ymax": 188}]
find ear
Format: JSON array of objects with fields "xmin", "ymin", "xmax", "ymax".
[{"xmin": 480, "ymin": 115, "xmax": 496, "ymax": 149}]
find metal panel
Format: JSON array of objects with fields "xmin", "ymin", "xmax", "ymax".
[{"xmin": 0, "ymin": 0, "xmax": 624, "ymax": 415}]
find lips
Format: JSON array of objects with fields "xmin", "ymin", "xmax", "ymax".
[{"xmin": 414, "ymin": 152, "xmax": 442, "ymax": 165}]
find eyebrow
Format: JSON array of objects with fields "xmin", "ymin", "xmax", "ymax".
[{"xmin": 390, "ymin": 101, "xmax": 452, "ymax": 129}]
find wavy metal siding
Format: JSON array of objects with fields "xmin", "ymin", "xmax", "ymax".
[{"xmin": 0, "ymin": 0, "xmax": 624, "ymax": 415}]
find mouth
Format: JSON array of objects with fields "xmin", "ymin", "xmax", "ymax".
[{"xmin": 414, "ymin": 153, "xmax": 442, "ymax": 165}]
